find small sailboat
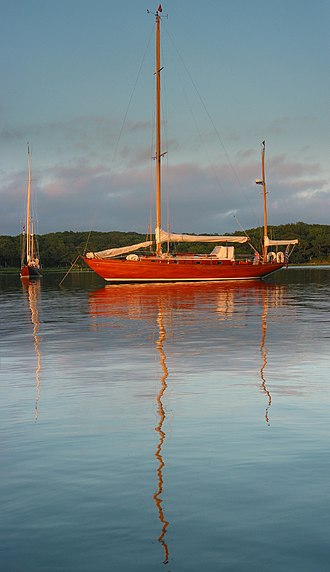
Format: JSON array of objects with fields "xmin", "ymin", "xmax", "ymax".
[
  {"xmin": 20, "ymin": 144, "xmax": 42, "ymax": 279},
  {"xmin": 84, "ymin": 4, "xmax": 298, "ymax": 283}
]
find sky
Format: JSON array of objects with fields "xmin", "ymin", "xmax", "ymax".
[{"xmin": 0, "ymin": 0, "xmax": 329, "ymax": 237}]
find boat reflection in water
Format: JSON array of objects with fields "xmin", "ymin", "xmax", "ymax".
[
  {"xmin": 154, "ymin": 305, "xmax": 170, "ymax": 564},
  {"xmin": 87, "ymin": 280, "xmax": 286, "ymax": 563},
  {"xmin": 22, "ymin": 279, "xmax": 42, "ymax": 420},
  {"xmin": 260, "ymin": 288, "xmax": 271, "ymax": 425}
]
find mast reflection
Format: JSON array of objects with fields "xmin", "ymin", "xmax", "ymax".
[
  {"xmin": 154, "ymin": 306, "xmax": 169, "ymax": 564},
  {"xmin": 22, "ymin": 280, "xmax": 42, "ymax": 420},
  {"xmin": 259, "ymin": 288, "xmax": 272, "ymax": 426}
]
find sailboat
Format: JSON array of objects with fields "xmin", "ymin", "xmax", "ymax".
[
  {"xmin": 20, "ymin": 144, "xmax": 42, "ymax": 279},
  {"xmin": 84, "ymin": 4, "xmax": 298, "ymax": 283}
]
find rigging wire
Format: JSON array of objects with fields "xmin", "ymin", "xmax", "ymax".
[
  {"xmin": 165, "ymin": 24, "xmax": 243, "ymax": 188},
  {"xmin": 84, "ymin": 25, "xmax": 155, "ymax": 253},
  {"xmin": 162, "ymin": 22, "xmax": 261, "ymax": 227},
  {"xmin": 112, "ymin": 27, "xmax": 154, "ymax": 164},
  {"xmin": 232, "ymin": 214, "xmax": 259, "ymax": 255}
]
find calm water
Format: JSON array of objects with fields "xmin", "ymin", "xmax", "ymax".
[{"xmin": 1, "ymin": 268, "xmax": 330, "ymax": 571}]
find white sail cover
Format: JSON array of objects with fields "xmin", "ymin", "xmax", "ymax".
[
  {"xmin": 265, "ymin": 237, "xmax": 299, "ymax": 247},
  {"xmin": 159, "ymin": 229, "xmax": 248, "ymax": 244},
  {"xmin": 85, "ymin": 231, "xmax": 249, "ymax": 259},
  {"xmin": 86, "ymin": 240, "xmax": 153, "ymax": 259}
]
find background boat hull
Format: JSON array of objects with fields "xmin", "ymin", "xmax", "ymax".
[{"xmin": 20, "ymin": 265, "xmax": 42, "ymax": 279}]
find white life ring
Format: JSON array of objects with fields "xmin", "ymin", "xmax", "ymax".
[
  {"xmin": 267, "ymin": 251, "xmax": 277, "ymax": 262},
  {"xmin": 126, "ymin": 254, "xmax": 139, "ymax": 261},
  {"xmin": 277, "ymin": 251, "xmax": 285, "ymax": 263}
]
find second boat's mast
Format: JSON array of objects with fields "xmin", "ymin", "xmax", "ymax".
[{"xmin": 26, "ymin": 143, "xmax": 32, "ymax": 263}]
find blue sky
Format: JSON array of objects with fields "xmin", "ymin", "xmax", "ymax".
[{"xmin": 0, "ymin": 0, "xmax": 329, "ymax": 236}]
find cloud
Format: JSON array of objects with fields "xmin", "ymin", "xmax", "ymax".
[{"xmin": 0, "ymin": 114, "xmax": 329, "ymax": 237}]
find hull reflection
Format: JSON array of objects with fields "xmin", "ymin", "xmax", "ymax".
[
  {"xmin": 22, "ymin": 280, "xmax": 42, "ymax": 420},
  {"xmin": 88, "ymin": 280, "xmax": 287, "ymax": 562},
  {"xmin": 88, "ymin": 280, "xmax": 280, "ymax": 317},
  {"xmin": 88, "ymin": 281, "xmax": 286, "ymax": 426}
]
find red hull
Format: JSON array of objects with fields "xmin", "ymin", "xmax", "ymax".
[
  {"xmin": 20, "ymin": 265, "xmax": 42, "ymax": 279},
  {"xmin": 83, "ymin": 256, "xmax": 283, "ymax": 283}
]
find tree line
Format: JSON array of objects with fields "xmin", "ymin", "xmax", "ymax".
[{"xmin": 0, "ymin": 223, "xmax": 329, "ymax": 269}]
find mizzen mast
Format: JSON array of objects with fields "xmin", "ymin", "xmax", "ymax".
[{"xmin": 256, "ymin": 140, "xmax": 268, "ymax": 263}]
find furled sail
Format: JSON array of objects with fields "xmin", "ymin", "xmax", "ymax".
[
  {"xmin": 159, "ymin": 229, "xmax": 248, "ymax": 244},
  {"xmin": 264, "ymin": 237, "xmax": 299, "ymax": 247},
  {"xmin": 86, "ymin": 240, "xmax": 153, "ymax": 259}
]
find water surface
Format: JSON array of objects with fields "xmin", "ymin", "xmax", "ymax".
[{"xmin": 1, "ymin": 268, "xmax": 329, "ymax": 571}]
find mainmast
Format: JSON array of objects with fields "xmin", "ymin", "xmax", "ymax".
[
  {"xmin": 155, "ymin": 4, "xmax": 163, "ymax": 256},
  {"xmin": 256, "ymin": 140, "xmax": 268, "ymax": 263}
]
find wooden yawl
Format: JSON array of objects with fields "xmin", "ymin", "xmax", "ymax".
[
  {"xmin": 84, "ymin": 4, "xmax": 298, "ymax": 283},
  {"xmin": 20, "ymin": 144, "xmax": 42, "ymax": 279}
]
